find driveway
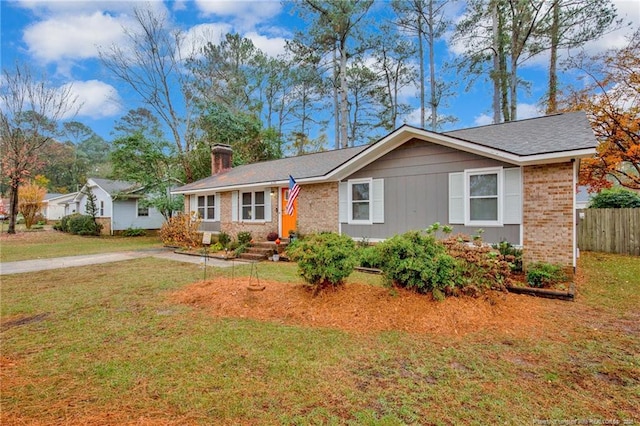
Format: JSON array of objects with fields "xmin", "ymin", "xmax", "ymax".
[{"xmin": 0, "ymin": 248, "xmax": 233, "ymax": 275}]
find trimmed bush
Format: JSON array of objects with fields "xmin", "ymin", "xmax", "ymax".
[
  {"xmin": 358, "ymin": 245, "xmax": 383, "ymax": 269},
  {"xmin": 122, "ymin": 227, "xmax": 147, "ymax": 237},
  {"xmin": 526, "ymin": 262, "xmax": 566, "ymax": 288},
  {"xmin": 287, "ymin": 232, "xmax": 358, "ymax": 292},
  {"xmin": 377, "ymin": 230, "xmax": 455, "ymax": 296},
  {"xmin": 589, "ymin": 188, "xmax": 640, "ymax": 208},
  {"xmin": 70, "ymin": 215, "xmax": 101, "ymax": 236}
]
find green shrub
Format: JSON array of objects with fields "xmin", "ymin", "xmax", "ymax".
[
  {"xmin": 358, "ymin": 245, "xmax": 383, "ymax": 269},
  {"xmin": 237, "ymin": 231, "xmax": 252, "ymax": 245},
  {"xmin": 377, "ymin": 230, "xmax": 455, "ymax": 295},
  {"xmin": 122, "ymin": 227, "xmax": 147, "ymax": 237},
  {"xmin": 589, "ymin": 187, "xmax": 640, "ymax": 208},
  {"xmin": 68, "ymin": 214, "xmax": 102, "ymax": 236},
  {"xmin": 287, "ymin": 232, "xmax": 358, "ymax": 292},
  {"xmin": 59, "ymin": 214, "xmax": 81, "ymax": 232},
  {"xmin": 217, "ymin": 231, "xmax": 231, "ymax": 247},
  {"xmin": 526, "ymin": 262, "xmax": 566, "ymax": 288},
  {"xmin": 209, "ymin": 242, "xmax": 223, "ymax": 252},
  {"xmin": 234, "ymin": 243, "xmax": 249, "ymax": 257}
]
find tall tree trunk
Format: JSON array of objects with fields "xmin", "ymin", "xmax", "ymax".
[
  {"xmin": 499, "ymin": 10, "xmax": 510, "ymax": 122},
  {"xmin": 339, "ymin": 40, "xmax": 349, "ymax": 148},
  {"xmin": 7, "ymin": 184, "xmax": 19, "ymax": 234},
  {"xmin": 428, "ymin": 0, "xmax": 437, "ymax": 130},
  {"xmin": 491, "ymin": 0, "xmax": 501, "ymax": 123},
  {"xmin": 333, "ymin": 46, "xmax": 340, "ymax": 150},
  {"xmin": 418, "ymin": 15, "xmax": 426, "ymax": 129},
  {"xmin": 547, "ymin": 0, "xmax": 560, "ymax": 114}
]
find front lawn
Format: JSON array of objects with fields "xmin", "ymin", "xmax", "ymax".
[
  {"xmin": 1, "ymin": 252, "xmax": 638, "ymax": 424},
  {"xmin": 0, "ymin": 229, "xmax": 162, "ymax": 262}
]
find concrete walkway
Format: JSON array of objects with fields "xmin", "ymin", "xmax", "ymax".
[{"xmin": 0, "ymin": 248, "xmax": 233, "ymax": 275}]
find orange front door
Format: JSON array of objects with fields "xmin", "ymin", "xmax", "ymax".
[{"xmin": 281, "ymin": 187, "xmax": 297, "ymax": 238}]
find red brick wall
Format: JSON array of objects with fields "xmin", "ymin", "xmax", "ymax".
[
  {"xmin": 297, "ymin": 182, "xmax": 339, "ymax": 235},
  {"xmin": 522, "ymin": 162, "xmax": 575, "ymax": 272}
]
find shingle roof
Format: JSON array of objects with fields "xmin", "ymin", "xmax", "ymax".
[
  {"xmin": 90, "ymin": 178, "xmax": 141, "ymax": 196},
  {"xmin": 444, "ymin": 111, "xmax": 595, "ymax": 156},
  {"xmin": 175, "ymin": 145, "xmax": 368, "ymax": 192},
  {"xmin": 174, "ymin": 112, "xmax": 596, "ymax": 193}
]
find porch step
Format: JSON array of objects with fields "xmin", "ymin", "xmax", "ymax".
[{"xmin": 237, "ymin": 241, "xmax": 289, "ymax": 261}]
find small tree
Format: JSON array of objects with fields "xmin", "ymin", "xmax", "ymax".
[
  {"xmin": 18, "ymin": 181, "xmax": 46, "ymax": 229},
  {"xmin": 83, "ymin": 188, "xmax": 99, "ymax": 220}
]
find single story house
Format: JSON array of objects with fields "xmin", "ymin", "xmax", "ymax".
[
  {"xmin": 43, "ymin": 192, "xmax": 79, "ymax": 221},
  {"xmin": 74, "ymin": 178, "xmax": 166, "ymax": 235},
  {"xmin": 172, "ymin": 112, "xmax": 597, "ymax": 272}
]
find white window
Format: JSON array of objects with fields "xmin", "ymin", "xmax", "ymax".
[
  {"xmin": 137, "ymin": 201, "xmax": 149, "ymax": 217},
  {"xmin": 467, "ymin": 168, "xmax": 501, "ymax": 225},
  {"xmin": 192, "ymin": 194, "xmax": 219, "ymax": 221},
  {"xmin": 232, "ymin": 190, "xmax": 270, "ymax": 222},
  {"xmin": 197, "ymin": 195, "xmax": 216, "ymax": 220},
  {"xmin": 448, "ymin": 167, "xmax": 522, "ymax": 227},
  {"xmin": 341, "ymin": 178, "xmax": 384, "ymax": 225}
]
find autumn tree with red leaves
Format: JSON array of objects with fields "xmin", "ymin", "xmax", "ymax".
[
  {"xmin": 0, "ymin": 63, "xmax": 79, "ymax": 233},
  {"xmin": 560, "ymin": 29, "xmax": 639, "ymax": 191}
]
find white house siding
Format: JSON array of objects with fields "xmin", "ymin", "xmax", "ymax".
[
  {"xmin": 112, "ymin": 199, "xmax": 165, "ymax": 231},
  {"xmin": 79, "ymin": 186, "xmax": 113, "ymax": 218}
]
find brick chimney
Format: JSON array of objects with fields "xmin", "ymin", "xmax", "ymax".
[{"xmin": 211, "ymin": 144, "xmax": 233, "ymax": 175}]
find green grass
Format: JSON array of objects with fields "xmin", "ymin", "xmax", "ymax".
[
  {"xmin": 1, "ymin": 251, "xmax": 638, "ymax": 424},
  {"xmin": 0, "ymin": 230, "xmax": 162, "ymax": 262}
]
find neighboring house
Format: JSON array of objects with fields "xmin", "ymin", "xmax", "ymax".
[
  {"xmin": 575, "ymin": 186, "xmax": 594, "ymax": 210},
  {"xmin": 75, "ymin": 178, "xmax": 166, "ymax": 235},
  {"xmin": 172, "ymin": 112, "xmax": 597, "ymax": 272},
  {"xmin": 43, "ymin": 192, "xmax": 79, "ymax": 221}
]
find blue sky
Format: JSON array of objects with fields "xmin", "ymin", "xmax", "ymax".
[{"xmin": 1, "ymin": 0, "xmax": 639, "ymax": 144}]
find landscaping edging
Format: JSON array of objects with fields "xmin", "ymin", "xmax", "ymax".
[
  {"xmin": 505, "ymin": 283, "xmax": 575, "ymax": 301},
  {"xmin": 354, "ymin": 266, "xmax": 575, "ymax": 301}
]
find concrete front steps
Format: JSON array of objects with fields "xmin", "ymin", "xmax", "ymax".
[{"xmin": 237, "ymin": 241, "xmax": 289, "ymax": 262}]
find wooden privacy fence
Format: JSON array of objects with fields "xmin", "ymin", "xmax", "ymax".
[{"xmin": 577, "ymin": 208, "xmax": 640, "ymax": 255}]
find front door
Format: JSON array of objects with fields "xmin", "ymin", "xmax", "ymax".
[{"xmin": 281, "ymin": 187, "xmax": 297, "ymax": 238}]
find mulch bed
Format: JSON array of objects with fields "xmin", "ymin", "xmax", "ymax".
[{"xmin": 170, "ymin": 277, "xmax": 552, "ymax": 337}]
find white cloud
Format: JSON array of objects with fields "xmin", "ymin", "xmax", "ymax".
[
  {"xmin": 473, "ymin": 113, "xmax": 493, "ymax": 126},
  {"xmin": 245, "ymin": 32, "xmax": 287, "ymax": 57},
  {"xmin": 182, "ymin": 22, "xmax": 234, "ymax": 58},
  {"xmin": 405, "ymin": 107, "xmax": 422, "ymax": 127},
  {"xmin": 194, "ymin": 0, "xmax": 282, "ymax": 30},
  {"xmin": 63, "ymin": 80, "xmax": 121, "ymax": 119},
  {"xmin": 23, "ymin": 12, "xmax": 131, "ymax": 63},
  {"xmin": 517, "ymin": 102, "xmax": 543, "ymax": 119}
]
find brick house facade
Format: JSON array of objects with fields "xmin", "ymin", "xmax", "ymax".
[
  {"xmin": 523, "ymin": 162, "xmax": 576, "ymax": 271},
  {"xmin": 173, "ymin": 112, "xmax": 596, "ymax": 271}
]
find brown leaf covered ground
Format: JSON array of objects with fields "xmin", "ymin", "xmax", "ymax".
[{"xmin": 170, "ymin": 277, "xmax": 551, "ymax": 338}]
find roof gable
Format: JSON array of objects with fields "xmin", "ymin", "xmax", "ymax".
[{"xmin": 174, "ymin": 112, "xmax": 597, "ymax": 194}]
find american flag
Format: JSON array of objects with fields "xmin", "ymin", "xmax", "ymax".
[{"xmin": 286, "ymin": 175, "xmax": 300, "ymax": 216}]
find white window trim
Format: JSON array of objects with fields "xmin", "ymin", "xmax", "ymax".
[
  {"xmin": 348, "ymin": 178, "xmax": 373, "ymax": 225},
  {"xmin": 136, "ymin": 200, "xmax": 149, "ymax": 217},
  {"xmin": 464, "ymin": 167, "xmax": 503, "ymax": 227},
  {"xmin": 240, "ymin": 190, "xmax": 270, "ymax": 223},
  {"xmin": 196, "ymin": 194, "xmax": 219, "ymax": 221}
]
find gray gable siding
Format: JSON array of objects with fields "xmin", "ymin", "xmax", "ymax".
[{"xmin": 341, "ymin": 139, "xmax": 520, "ymax": 244}]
